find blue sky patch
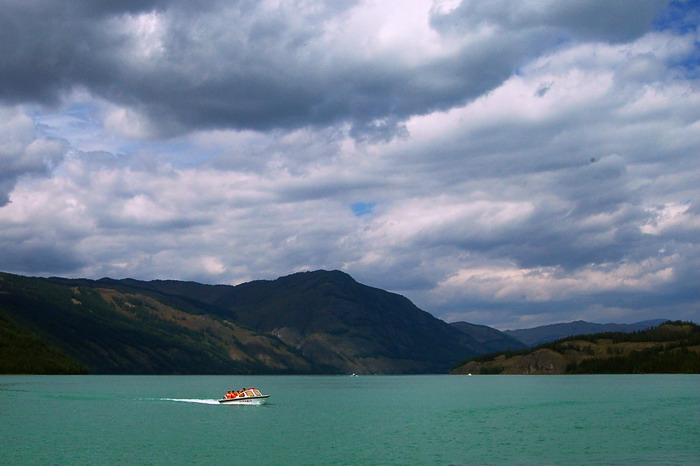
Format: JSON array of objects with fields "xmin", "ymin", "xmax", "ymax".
[
  {"xmin": 351, "ymin": 202, "xmax": 376, "ymax": 217},
  {"xmin": 654, "ymin": 0, "xmax": 700, "ymax": 34}
]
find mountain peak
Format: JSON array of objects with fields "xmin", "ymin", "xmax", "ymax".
[{"xmin": 281, "ymin": 269, "xmax": 355, "ymax": 283}]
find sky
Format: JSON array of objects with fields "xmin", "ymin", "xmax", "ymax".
[{"xmin": 1, "ymin": 0, "xmax": 699, "ymax": 330}]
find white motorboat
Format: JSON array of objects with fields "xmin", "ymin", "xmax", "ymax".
[{"xmin": 218, "ymin": 387, "xmax": 270, "ymax": 405}]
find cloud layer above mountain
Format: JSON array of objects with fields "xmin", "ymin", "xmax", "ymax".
[{"xmin": 1, "ymin": 0, "xmax": 698, "ymax": 328}]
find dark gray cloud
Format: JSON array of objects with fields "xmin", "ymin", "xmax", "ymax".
[
  {"xmin": 0, "ymin": 0, "xmax": 666, "ymax": 140},
  {"xmin": 0, "ymin": 241, "xmax": 86, "ymax": 275}
]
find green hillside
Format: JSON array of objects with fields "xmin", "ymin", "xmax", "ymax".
[
  {"xmin": 0, "ymin": 272, "xmax": 316, "ymax": 374},
  {"xmin": 451, "ymin": 321, "xmax": 700, "ymax": 375},
  {"xmin": 0, "ymin": 311, "xmax": 87, "ymax": 374},
  {"xmin": 0, "ymin": 270, "xmax": 519, "ymax": 374}
]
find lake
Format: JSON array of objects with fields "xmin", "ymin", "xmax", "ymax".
[{"xmin": 1, "ymin": 374, "xmax": 699, "ymax": 465}]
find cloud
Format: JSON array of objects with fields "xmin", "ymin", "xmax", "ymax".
[
  {"xmin": 1, "ymin": 0, "xmax": 699, "ymax": 329},
  {"xmin": 0, "ymin": 0, "xmax": 669, "ymax": 140},
  {"xmin": 0, "ymin": 107, "xmax": 67, "ymax": 206},
  {"xmin": 430, "ymin": 0, "xmax": 668, "ymax": 43},
  {"xmin": 439, "ymin": 259, "xmax": 677, "ymax": 303}
]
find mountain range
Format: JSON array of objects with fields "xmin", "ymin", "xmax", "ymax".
[
  {"xmin": 0, "ymin": 270, "xmax": 525, "ymax": 375},
  {"xmin": 2, "ymin": 270, "xmax": 681, "ymax": 375},
  {"xmin": 503, "ymin": 319, "xmax": 669, "ymax": 346}
]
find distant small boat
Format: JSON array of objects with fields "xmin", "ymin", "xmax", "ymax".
[{"xmin": 218, "ymin": 387, "xmax": 270, "ymax": 405}]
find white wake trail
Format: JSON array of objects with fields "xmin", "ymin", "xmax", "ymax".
[{"xmin": 162, "ymin": 398, "xmax": 220, "ymax": 405}]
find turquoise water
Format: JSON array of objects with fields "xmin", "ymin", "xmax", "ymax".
[{"xmin": 1, "ymin": 375, "xmax": 699, "ymax": 465}]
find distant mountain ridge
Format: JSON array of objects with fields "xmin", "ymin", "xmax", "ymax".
[
  {"xmin": 450, "ymin": 321, "xmax": 526, "ymax": 352},
  {"xmin": 0, "ymin": 270, "xmax": 519, "ymax": 375},
  {"xmin": 504, "ymin": 319, "xmax": 669, "ymax": 347}
]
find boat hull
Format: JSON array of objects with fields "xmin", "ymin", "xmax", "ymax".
[{"xmin": 218, "ymin": 395, "xmax": 270, "ymax": 405}]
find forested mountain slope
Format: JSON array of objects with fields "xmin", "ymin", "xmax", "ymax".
[{"xmin": 1, "ymin": 270, "xmax": 519, "ymax": 374}]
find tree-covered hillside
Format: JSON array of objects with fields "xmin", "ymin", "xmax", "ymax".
[
  {"xmin": 451, "ymin": 321, "xmax": 700, "ymax": 375},
  {"xmin": 0, "ymin": 311, "xmax": 87, "ymax": 374},
  {"xmin": 1, "ymin": 270, "xmax": 520, "ymax": 374}
]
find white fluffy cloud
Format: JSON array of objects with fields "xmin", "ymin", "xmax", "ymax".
[{"xmin": 0, "ymin": 107, "xmax": 67, "ymax": 206}]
